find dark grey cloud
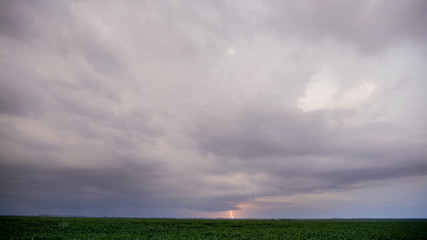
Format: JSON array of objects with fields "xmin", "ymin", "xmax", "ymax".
[
  {"xmin": 0, "ymin": 161, "xmax": 160, "ymax": 215},
  {"xmin": 194, "ymin": 106, "xmax": 333, "ymax": 158},
  {"xmin": 1, "ymin": 0, "xmax": 426, "ymax": 218},
  {"xmin": 0, "ymin": 65, "xmax": 45, "ymax": 115},
  {"xmin": 192, "ymin": 101, "xmax": 427, "ymax": 196},
  {"xmin": 0, "ymin": 1, "xmax": 73, "ymax": 44},
  {"xmin": 193, "ymin": 103, "xmax": 408, "ymax": 159},
  {"xmin": 265, "ymin": 0, "xmax": 427, "ymax": 53},
  {"xmin": 0, "ymin": 157, "xmax": 243, "ymax": 215}
]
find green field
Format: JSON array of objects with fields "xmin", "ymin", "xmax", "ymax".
[{"xmin": 1, "ymin": 216, "xmax": 427, "ymax": 240}]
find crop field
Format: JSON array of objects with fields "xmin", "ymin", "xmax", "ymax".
[{"xmin": 1, "ymin": 216, "xmax": 427, "ymax": 240}]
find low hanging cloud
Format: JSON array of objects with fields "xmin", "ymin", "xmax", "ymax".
[{"xmin": 1, "ymin": 0, "xmax": 427, "ymax": 218}]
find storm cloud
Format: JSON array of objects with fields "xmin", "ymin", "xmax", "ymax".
[{"xmin": 1, "ymin": 0, "xmax": 427, "ymax": 218}]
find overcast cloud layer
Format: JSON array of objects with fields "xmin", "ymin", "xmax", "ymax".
[{"xmin": 1, "ymin": 0, "xmax": 427, "ymax": 218}]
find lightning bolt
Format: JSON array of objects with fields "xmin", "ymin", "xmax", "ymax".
[{"xmin": 229, "ymin": 210, "xmax": 234, "ymax": 219}]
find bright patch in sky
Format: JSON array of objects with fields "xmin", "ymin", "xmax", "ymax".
[
  {"xmin": 224, "ymin": 48, "xmax": 236, "ymax": 57},
  {"xmin": 297, "ymin": 71, "xmax": 377, "ymax": 112}
]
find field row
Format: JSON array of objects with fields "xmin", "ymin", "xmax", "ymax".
[{"xmin": 1, "ymin": 216, "xmax": 427, "ymax": 239}]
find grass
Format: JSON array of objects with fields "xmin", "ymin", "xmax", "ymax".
[{"xmin": 1, "ymin": 216, "xmax": 427, "ymax": 239}]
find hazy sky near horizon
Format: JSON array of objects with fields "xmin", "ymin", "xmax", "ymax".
[{"xmin": 1, "ymin": 0, "xmax": 427, "ymax": 218}]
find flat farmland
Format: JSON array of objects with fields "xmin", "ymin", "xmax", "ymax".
[{"xmin": 1, "ymin": 216, "xmax": 426, "ymax": 240}]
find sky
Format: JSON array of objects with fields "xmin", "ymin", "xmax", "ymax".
[{"xmin": 1, "ymin": 0, "xmax": 427, "ymax": 219}]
